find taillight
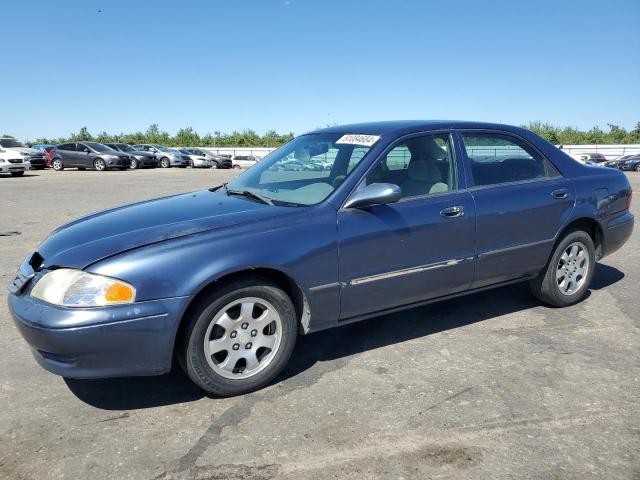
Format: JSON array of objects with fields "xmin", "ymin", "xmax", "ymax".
[{"xmin": 626, "ymin": 187, "xmax": 633, "ymax": 210}]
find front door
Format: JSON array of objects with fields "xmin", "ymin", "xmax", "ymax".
[
  {"xmin": 337, "ymin": 132, "xmax": 476, "ymax": 320},
  {"xmin": 458, "ymin": 130, "xmax": 575, "ymax": 288}
]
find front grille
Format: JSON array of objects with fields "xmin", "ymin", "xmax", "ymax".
[
  {"xmin": 30, "ymin": 153, "xmax": 44, "ymax": 160},
  {"xmin": 8, "ymin": 159, "xmax": 23, "ymax": 164}
]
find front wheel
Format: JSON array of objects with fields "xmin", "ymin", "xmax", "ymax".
[
  {"xmin": 635, "ymin": 164, "xmax": 640, "ymax": 172},
  {"xmin": 530, "ymin": 230, "xmax": 595, "ymax": 307},
  {"xmin": 130, "ymin": 158, "xmax": 139, "ymax": 169},
  {"xmin": 180, "ymin": 279, "xmax": 298, "ymax": 397},
  {"xmin": 160, "ymin": 157, "xmax": 171, "ymax": 168},
  {"xmin": 232, "ymin": 164, "xmax": 241, "ymax": 170},
  {"xmin": 94, "ymin": 158, "xmax": 107, "ymax": 171}
]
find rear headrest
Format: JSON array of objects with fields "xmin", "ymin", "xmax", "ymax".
[{"xmin": 408, "ymin": 160, "xmax": 442, "ymax": 182}]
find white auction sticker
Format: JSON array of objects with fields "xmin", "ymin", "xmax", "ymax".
[{"xmin": 336, "ymin": 134, "xmax": 381, "ymax": 147}]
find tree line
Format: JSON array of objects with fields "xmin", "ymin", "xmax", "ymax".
[{"xmin": 5, "ymin": 121, "xmax": 640, "ymax": 147}]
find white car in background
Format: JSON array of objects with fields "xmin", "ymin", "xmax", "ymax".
[
  {"xmin": 133, "ymin": 144, "xmax": 191, "ymax": 168},
  {"xmin": 0, "ymin": 146, "xmax": 30, "ymax": 176},
  {"xmin": 0, "ymin": 138, "xmax": 45, "ymax": 169},
  {"xmin": 231, "ymin": 155, "xmax": 259, "ymax": 169},
  {"xmin": 178, "ymin": 148, "xmax": 212, "ymax": 168}
]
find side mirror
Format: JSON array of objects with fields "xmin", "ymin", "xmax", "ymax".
[
  {"xmin": 344, "ymin": 183, "xmax": 402, "ymax": 209},
  {"xmin": 83, "ymin": 148, "xmax": 91, "ymax": 153}
]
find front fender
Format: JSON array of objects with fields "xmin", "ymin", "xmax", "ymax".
[{"xmin": 87, "ymin": 203, "xmax": 340, "ymax": 327}]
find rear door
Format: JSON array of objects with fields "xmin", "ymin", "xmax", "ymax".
[
  {"xmin": 57, "ymin": 143, "xmax": 77, "ymax": 166},
  {"xmin": 337, "ymin": 131, "xmax": 476, "ymax": 319},
  {"xmin": 458, "ymin": 130, "xmax": 575, "ymax": 288}
]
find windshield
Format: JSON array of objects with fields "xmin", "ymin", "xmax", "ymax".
[
  {"xmin": 0, "ymin": 138, "xmax": 25, "ymax": 148},
  {"xmin": 85, "ymin": 142, "xmax": 115, "ymax": 152},
  {"xmin": 156, "ymin": 146, "xmax": 172, "ymax": 152},
  {"xmin": 116, "ymin": 144, "xmax": 135, "ymax": 152},
  {"xmin": 226, "ymin": 133, "xmax": 376, "ymax": 206}
]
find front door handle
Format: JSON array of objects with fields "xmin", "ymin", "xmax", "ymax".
[
  {"xmin": 440, "ymin": 205, "xmax": 464, "ymax": 218},
  {"xmin": 551, "ymin": 189, "xmax": 569, "ymax": 199}
]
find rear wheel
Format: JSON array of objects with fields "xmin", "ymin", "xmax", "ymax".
[
  {"xmin": 160, "ymin": 157, "xmax": 170, "ymax": 168},
  {"xmin": 233, "ymin": 164, "xmax": 241, "ymax": 170},
  {"xmin": 530, "ymin": 230, "xmax": 595, "ymax": 307},
  {"xmin": 180, "ymin": 279, "xmax": 297, "ymax": 397},
  {"xmin": 94, "ymin": 158, "xmax": 107, "ymax": 171},
  {"xmin": 211, "ymin": 162, "xmax": 218, "ymax": 169},
  {"xmin": 635, "ymin": 163, "xmax": 640, "ymax": 172},
  {"xmin": 10, "ymin": 171, "xmax": 24, "ymax": 177},
  {"xmin": 52, "ymin": 158, "xmax": 64, "ymax": 171},
  {"xmin": 130, "ymin": 158, "xmax": 139, "ymax": 169}
]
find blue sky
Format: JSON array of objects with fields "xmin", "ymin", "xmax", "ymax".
[{"xmin": 3, "ymin": 0, "xmax": 639, "ymax": 140}]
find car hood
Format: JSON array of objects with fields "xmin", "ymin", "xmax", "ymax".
[
  {"xmin": 38, "ymin": 189, "xmax": 278, "ymax": 269},
  {"xmin": 6, "ymin": 147, "xmax": 39, "ymax": 155},
  {"xmin": 130, "ymin": 150, "xmax": 154, "ymax": 157}
]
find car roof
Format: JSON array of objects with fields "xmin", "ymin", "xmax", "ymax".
[{"xmin": 308, "ymin": 120, "xmax": 529, "ymax": 137}]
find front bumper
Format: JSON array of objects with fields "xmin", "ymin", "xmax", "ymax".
[
  {"xmin": 0, "ymin": 163, "xmax": 28, "ymax": 173},
  {"xmin": 170, "ymin": 158, "xmax": 189, "ymax": 166},
  {"xmin": 8, "ymin": 290, "xmax": 190, "ymax": 379}
]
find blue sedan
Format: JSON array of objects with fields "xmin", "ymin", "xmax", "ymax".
[{"xmin": 8, "ymin": 121, "xmax": 634, "ymax": 396}]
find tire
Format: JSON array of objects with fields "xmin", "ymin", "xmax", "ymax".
[
  {"xmin": 52, "ymin": 158, "xmax": 64, "ymax": 171},
  {"xmin": 529, "ymin": 230, "xmax": 595, "ymax": 307},
  {"xmin": 233, "ymin": 164, "xmax": 241, "ymax": 170},
  {"xmin": 130, "ymin": 158, "xmax": 139, "ymax": 170},
  {"xmin": 180, "ymin": 279, "xmax": 298, "ymax": 397},
  {"xmin": 10, "ymin": 171, "xmax": 24, "ymax": 177},
  {"xmin": 160, "ymin": 157, "xmax": 171, "ymax": 168},
  {"xmin": 211, "ymin": 162, "xmax": 218, "ymax": 169},
  {"xmin": 635, "ymin": 164, "xmax": 640, "ymax": 172},
  {"xmin": 94, "ymin": 158, "xmax": 107, "ymax": 171}
]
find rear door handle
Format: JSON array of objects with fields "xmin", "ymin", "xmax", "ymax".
[
  {"xmin": 440, "ymin": 205, "xmax": 464, "ymax": 218},
  {"xmin": 551, "ymin": 189, "xmax": 569, "ymax": 199}
]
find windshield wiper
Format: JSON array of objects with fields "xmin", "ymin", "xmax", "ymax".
[{"xmin": 226, "ymin": 188, "xmax": 274, "ymax": 205}]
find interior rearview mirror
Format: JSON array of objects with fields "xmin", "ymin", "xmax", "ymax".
[{"xmin": 344, "ymin": 183, "xmax": 402, "ymax": 209}]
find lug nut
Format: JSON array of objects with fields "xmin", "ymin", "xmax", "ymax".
[
  {"xmin": 245, "ymin": 343, "xmax": 252, "ymax": 349},
  {"xmin": 232, "ymin": 344, "xmax": 240, "ymax": 350},
  {"xmin": 251, "ymin": 329, "xmax": 257, "ymax": 337},
  {"xmin": 230, "ymin": 331, "xmax": 237, "ymax": 338},
  {"xmin": 241, "ymin": 322, "xmax": 249, "ymax": 330}
]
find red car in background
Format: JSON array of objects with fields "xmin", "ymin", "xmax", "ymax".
[{"xmin": 31, "ymin": 144, "xmax": 62, "ymax": 168}]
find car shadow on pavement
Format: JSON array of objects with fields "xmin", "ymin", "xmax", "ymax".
[{"xmin": 64, "ymin": 264, "xmax": 624, "ymax": 410}]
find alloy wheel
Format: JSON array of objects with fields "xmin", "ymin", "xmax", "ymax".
[
  {"xmin": 203, "ymin": 297, "xmax": 282, "ymax": 380},
  {"xmin": 94, "ymin": 159, "xmax": 106, "ymax": 171},
  {"xmin": 556, "ymin": 241, "xmax": 589, "ymax": 295}
]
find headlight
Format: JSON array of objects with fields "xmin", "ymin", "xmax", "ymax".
[{"xmin": 31, "ymin": 269, "xmax": 135, "ymax": 307}]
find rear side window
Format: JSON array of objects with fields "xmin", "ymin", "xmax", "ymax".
[{"xmin": 461, "ymin": 133, "xmax": 560, "ymax": 187}]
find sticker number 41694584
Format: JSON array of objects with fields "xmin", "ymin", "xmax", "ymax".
[{"xmin": 336, "ymin": 134, "xmax": 381, "ymax": 147}]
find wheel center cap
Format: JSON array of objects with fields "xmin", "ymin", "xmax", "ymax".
[{"xmin": 238, "ymin": 332, "xmax": 250, "ymax": 345}]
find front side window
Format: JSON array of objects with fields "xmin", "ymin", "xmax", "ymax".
[
  {"xmin": 227, "ymin": 133, "xmax": 376, "ymax": 206},
  {"xmin": 461, "ymin": 133, "xmax": 560, "ymax": 187},
  {"xmin": 366, "ymin": 133, "xmax": 457, "ymax": 199}
]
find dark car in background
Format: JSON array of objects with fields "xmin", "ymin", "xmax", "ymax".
[
  {"xmin": 105, "ymin": 143, "xmax": 159, "ymax": 169},
  {"xmin": 8, "ymin": 121, "xmax": 634, "ymax": 397},
  {"xmin": 54, "ymin": 142, "xmax": 132, "ymax": 171},
  {"xmin": 31, "ymin": 144, "xmax": 62, "ymax": 168},
  {"xmin": 619, "ymin": 155, "xmax": 640, "ymax": 171}
]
